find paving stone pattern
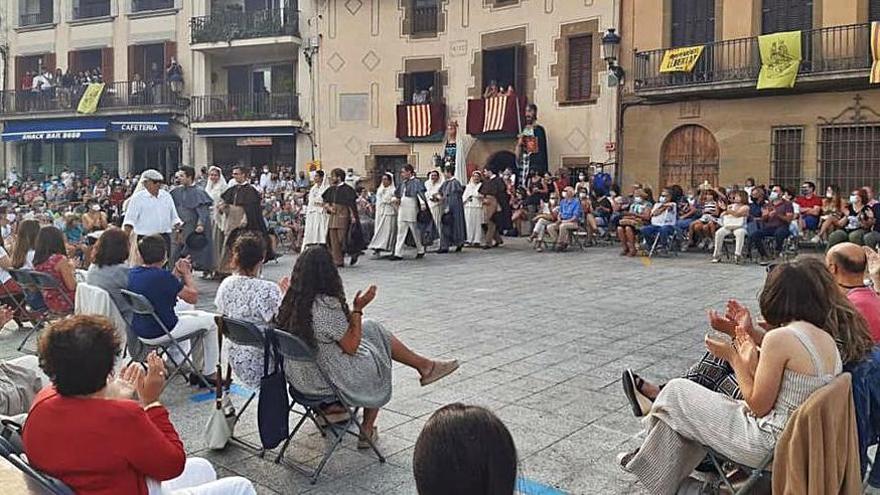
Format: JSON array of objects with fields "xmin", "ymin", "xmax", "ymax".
[{"xmin": 0, "ymin": 239, "xmax": 768, "ymax": 494}]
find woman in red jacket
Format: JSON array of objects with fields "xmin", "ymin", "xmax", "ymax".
[{"xmin": 23, "ymin": 315, "xmax": 256, "ymax": 495}]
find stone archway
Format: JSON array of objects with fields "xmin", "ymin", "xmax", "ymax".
[
  {"xmin": 660, "ymin": 125, "xmax": 719, "ymax": 188},
  {"xmin": 464, "ymin": 139, "xmax": 516, "ymax": 177}
]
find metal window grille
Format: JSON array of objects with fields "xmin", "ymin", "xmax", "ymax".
[
  {"xmin": 770, "ymin": 127, "xmax": 804, "ymax": 188},
  {"xmin": 818, "ymin": 124, "xmax": 880, "ymax": 194}
]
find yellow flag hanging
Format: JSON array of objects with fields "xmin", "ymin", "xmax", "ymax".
[
  {"xmin": 757, "ymin": 31, "xmax": 802, "ymax": 90},
  {"xmin": 659, "ymin": 45, "xmax": 705, "ymax": 73},
  {"xmin": 871, "ymin": 22, "xmax": 880, "ymax": 84},
  {"xmin": 77, "ymin": 83, "xmax": 105, "ymax": 114}
]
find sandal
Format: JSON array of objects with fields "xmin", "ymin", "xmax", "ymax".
[
  {"xmin": 621, "ymin": 369, "xmax": 654, "ymax": 417},
  {"xmin": 357, "ymin": 426, "xmax": 378, "ymax": 450},
  {"xmin": 420, "ymin": 360, "xmax": 460, "ymax": 386}
]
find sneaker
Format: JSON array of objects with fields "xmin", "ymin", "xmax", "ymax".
[
  {"xmin": 735, "ymin": 255, "xmax": 743, "ymax": 265},
  {"xmin": 810, "ymin": 235, "xmax": 821, "ymax": 244},
  {"xmin": 710, "ymin": 257, "xmax": 721, "ymax": 263}
]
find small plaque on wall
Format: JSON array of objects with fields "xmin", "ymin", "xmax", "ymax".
[{"xmin": 679, "ymin": 101, "xmax": 701, "ymax": 119}]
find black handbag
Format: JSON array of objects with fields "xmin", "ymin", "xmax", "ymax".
[{"xmin": 257, "ymin": 330, "xmax": 289, "ymax": 449}]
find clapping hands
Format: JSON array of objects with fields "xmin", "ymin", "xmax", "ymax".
[{"xmin": 353, "ymin": 285, "xmax": 378, "ymax": 312}]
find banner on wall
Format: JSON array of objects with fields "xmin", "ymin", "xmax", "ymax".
[
  {"xmin": 871, "ymin": 22, "xmax": 880, "ymax": 84},
  {"xmin": 658, "ymin": 45, "xmax": 705, "ymax": 73},
  {"xmin": 77, "ymin": 83, "xmax": 106, "ymax": 114},
  {"xmin": 757, "ymin": 30, "xmax": 802, "ymax": 90}
]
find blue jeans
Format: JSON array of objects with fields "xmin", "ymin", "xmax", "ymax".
[
  {"xmin": 641, "ymin": 225, "xmax": 675, "ymax": 246},
  {"xmin": 751, "ymin": 225, "xmax": 790, "ymax": 257},
  {"xmin": 802, "ymin": 215, "xmax": 819, "ymax": 231}
]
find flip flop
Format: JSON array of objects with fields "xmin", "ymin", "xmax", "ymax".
[
  {"xmin": 621, "ymin": 369, "xmax": 654, "ymax": 418},
  {"xmin": 357, "ymin": 427, "xmax": 378, "ymax": 450},
  {"xmin": 420, "ymin": 360, "xmax": 460, "ymax": 386}
]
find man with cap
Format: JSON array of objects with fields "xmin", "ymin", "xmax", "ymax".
[
  {"xmin": 170, "ymin": 166, "xmax": 214, "ymax": 273},
  {"xmin": 123, "ymin": 169, "xmax": 181, "ymax": 257}
]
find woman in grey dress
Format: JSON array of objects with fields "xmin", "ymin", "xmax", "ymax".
[{"xmin": 276, "ymin": 245, "xmax": 459, "ymax": 448}]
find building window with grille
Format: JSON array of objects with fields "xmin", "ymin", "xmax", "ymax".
[
  {"xmin": 818, "ymin": 124, "xmax": 880, "ymax": 195},
  {"xmin": 770, "ymin": 127, "xmax": 804, "ymax": 188},
  {"xmin": 411, "ymin": 0, "xmax": 438, "ymax": 35},
  {"xmin": 565, "ymin": 35, "xmax": 592, "ymax": 102},
  {"xmin": 19, "ymin": 0, "xmax": 53, "ymax": 26}
]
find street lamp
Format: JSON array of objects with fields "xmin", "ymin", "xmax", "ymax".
[{"xmin": 601, "ymin": 27, "xmax": 625, "ymax": 84}]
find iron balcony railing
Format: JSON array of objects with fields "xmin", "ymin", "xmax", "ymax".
[
  {"xmin": 132, "ymin": 0, "xmax": 175, "ymax": 12},
  {"xmin": 411, "ymin": 5, "xmax": 438, "ymax": 34},
  {"xmin": 72, "ymin": 2, "xmax": 111, "ymax": 19},
  {"xmin": 19, "ymin": 11, "xmax": 54, "ymax": 26},
  {"xmin": 190, "ymin": 8, "xmax": 299, "ymax": 44},
  {"xmin": 189, "ymin": 93, "xmax": 298, "ymax": 122},
  {"xmin": 634, "ymin": 23, "xmax": 872, "ymax": 91},
  {"xmin": 0, "ymin": 81, "xmax": 186, "ymax": 115}
]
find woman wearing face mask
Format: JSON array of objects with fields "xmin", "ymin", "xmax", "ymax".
[
  {"xmin": 462, "ymin": 171, "xmax": 485, "ymax": 247},
  {"xmin": 529, "ymin": 193, "xmax": 559, "ymax": 252},
  {"xmin": 574, "ymin": 173, "xmax": 590, "ymax": 196},
  {"xmin": 675, "ymin": 188, "xmax": 700, "ymax": 239},
  {"xmin": 510, "ymin": 189, "xmax": 528, "ymax": 236},
  {"xmin": 828, "ymin": 188, "xmax": 875, "ymax": 247},
  {"xmin": 812, "ymin": 185, "xmax": 844, "ymax": 244},
  {"xmin": 712, "ymin": 190, "xmax": 750, "ymax": 263},
  {"xmin": 617, "ymin": 188, "xmax": 653, "ymax": 257},
  {"xmin": 640, "ymin": 188, "xmax": 677, "ymax": 250},
  {"xmin": 686, "ymin": 189, "xmax": 721, "ymax": 252}
]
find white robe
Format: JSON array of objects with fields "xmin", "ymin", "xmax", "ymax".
[
  {"xmin": 368, "ymin": 185, "xmax": 397, "ymax": 252},
  {"xmin": 425, "ymin": 178, "xmax": 444, "ymax": 245},
  {"xmin": 302, "ymin": 183, "xmax": 330, "ymax": 248},
  {"xmin": 463, "ymin": 182, "xmax": 484, "ymax": 245}
]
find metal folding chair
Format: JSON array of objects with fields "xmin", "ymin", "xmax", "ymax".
[
  {"xmin": 215, "ymin": 316, "xmax": 265, "ymax": 453},
  {"xmin": 270, "ymin": 329, "xmax": 385, "ymax": 484},
  {"xmin": 119, "ymin": 289, "xmax": 211, "ymax": 389},
  {"xmin": 703, "ymin": 449, "xmax": 773, "ymax": 494},
  {"xmin": 0, "ymin": 434, "xmax": 74, "ymax": 495},
  {"xmin": 7, "ymin": 270, "xmax": 52, "ymax": 352},
  {"xmin": 29, "ymin": 271, "xmax": 75, "ymax": 318}
]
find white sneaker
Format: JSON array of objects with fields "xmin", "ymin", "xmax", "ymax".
[
  {"xmin": 711, "ymin": 257, "xmax": 721, "ymax": 263},
  {"xmin": 810, "ymin": 235, "xmax": 821, "ymax": 243}
]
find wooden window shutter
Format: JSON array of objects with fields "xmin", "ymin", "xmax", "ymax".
[
  {"xmin": 671, "ymin": 0, "xmax": 714, "ymax": 47},
  {"xmin": 15, "ymin": 57, "xmax": 24, "ymax": 90},
  {"xmin": 101, "ymin": 47, "xmax": 114, "ymax": 84},
  {"xmin": 163, "ymin": 41, "xmax": 177, "ymax": 68},
  {"xmin": 44, "ymin": 53, "xmax": 56, "ymax": 72},
  {"xmin": 128, "ymin": 45, "xmax": 146, "ymax": 80},
  {"xmin": 762, "ymin": 0, "xmax": 812, "ymax": 34},
  {"xmin": 68, "ymin": 51, "xmax": 79, "ymax": 73},
  {"xmin": 567, "ymin": 35, "xmax": 592, "ymax": 101}
]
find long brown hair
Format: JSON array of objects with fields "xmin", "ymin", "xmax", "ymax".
[
  {"xmin": 760, "ymin": 257, "xmax": 873, "ymax": 364},
  {"xmin": 11, "ymin": 219, "xmax": 40, "ymax": 269},
  {"xmin": 275, "ymin": 245, "xmax": 349, "ymax": 348}
]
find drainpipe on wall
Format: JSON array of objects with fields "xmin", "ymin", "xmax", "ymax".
[{"xmin": 0, "ymin": 43, "xmax": 7, "ymax": 179}]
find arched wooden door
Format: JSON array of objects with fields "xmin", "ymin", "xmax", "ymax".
[{"xmin": 660, "ymin": 125, "xmax": 719, "ymax": 188}]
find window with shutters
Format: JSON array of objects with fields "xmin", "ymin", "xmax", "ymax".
[
  {"xmin": 404, "ymin": 71, "xmax": 441, "ymax": 104},
  {"xmin": 762, "ymin": 0, "xmax": 812, "ymax": 34},
  {"xmin": 411, "ymin": 0, "xmax": 438, "ymax": 35},
  {"xmin": 566, "ymin": 35, "xmax": 592, "ymax": 102},
  {"xmin": 670, "ymin": 0, "xmax": 715, "ymax": 47},
  {"xmin": 73, "ymin": 0, "xmax": 111, "ymax": 19},
  {"xmin": 770, "ymin": 127, "xmax": 804, "ymax": 188},
  {"xmin": 871, "ymin": 0, "xmax": 880, "ymax": 21},
  {"xmin": 482, "ymin": 46, "xmax": 526, "ymax": 97}
]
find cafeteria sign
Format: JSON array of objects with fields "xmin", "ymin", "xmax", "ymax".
[
  {"xmin": 659, "ymin": 45, "xmax": 705, "ymax": 73},
  {"xmin": 236, "ymin": 137, "xmax": 272, "ymax": 146}
]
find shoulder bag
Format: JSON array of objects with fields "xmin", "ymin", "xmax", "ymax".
[{"xmin": 257, "ymin": 330, "xmax": 290, "ymax": 449}]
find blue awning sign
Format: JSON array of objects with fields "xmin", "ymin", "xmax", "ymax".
[{"xmin": 2, "ymin": 116, "xmax": 173, "ymax": 142}]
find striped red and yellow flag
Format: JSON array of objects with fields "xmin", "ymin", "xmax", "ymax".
[
  {"xmin": 872, "ymin": 22, "xmax": 880, "ymax": 84},
  {"xmin": 406, "ymin": 104, "xmax": 432, "ymax": 137},
  {"xmin": 482, "ymin": 95, "xmax": 508, "ymax": 133}
]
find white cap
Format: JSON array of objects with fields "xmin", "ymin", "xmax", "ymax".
[{"xmin": 140, "ymin": 169, "xmax": 164, "ymax": 182}]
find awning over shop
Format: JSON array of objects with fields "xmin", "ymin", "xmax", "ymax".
[
  {"xmin": 194, "ymin": 126, "xmax": 297, "ymax": 138},
  {"xmin": 2, "ymin": 116, "xmax": 174, "ymax": 142}
]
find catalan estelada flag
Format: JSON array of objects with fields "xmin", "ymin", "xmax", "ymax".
[
  {"xmin": 77, "ymin": 83, "xmax": 105, "ymax": 114},
  {"xmin": 406, "ymin": 104, "xmax": 431, "ymax": 137},
  {"xmin": 482, "ymin": 95, "xmax": 508, "ymax": 133},
  {"xmin": 871, "ymin": 22, "xmax": 880, "ymax": 84},
  {"xmin": 757, "ymin": 30, "xmax": 802, "ymax": 90}
]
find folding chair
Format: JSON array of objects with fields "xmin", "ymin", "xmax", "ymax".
[
  {"xmin": 703, "ymin": 449, "xmax": 773, "ymax": 494},
  {"xmin": 215, "ymin": 316, "xmax": 265, "ymax": 453},
  {"xmin": 7, "ymin": 270, "xmax": 51, "ymax": 352},
  {"xmin": 29, "ymin": 271, "xmax": 75, "ymax": 320},
  {"xmin": 119, "ymin": 289, "xmax": 211, "ymax": 390},
  {"xmin": 270, "ymin": 329, "xmax": 385, "ymax": 484},
  {"xmin": 0, "ymin": 434, "xmax": 74, "ymax": 495}
]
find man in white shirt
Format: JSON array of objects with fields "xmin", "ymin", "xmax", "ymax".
[{"xmin": 123, "ymin": 169, "xmax": 182, "ymax": 257}]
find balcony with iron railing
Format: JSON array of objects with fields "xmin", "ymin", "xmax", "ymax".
[
  {"xmin": 132, "ymin": 0, "xmax": 175, "ymax": 13},
  {"xmin": 633, "ymin": 23, "xmax": 872, "ymax": 96},
  {"xmin": 190, "ymin": 8, "xmax": 299, "ymax": 45},
  {"xmin": 189, "ymin": 93, "xmax": 299, "ymax": 122},
  {"xmin": 73, "ymin": 2, "xmax": 111, "ymax": 19},
  {"xmin": 19, "ymin": 11, "xmax": 54, "ymax": 27},
  {"xmin": 0, "ymin": 81, "xmax": 187, "ymax": 116},
  {"xmin": 411, "ymin": 5, "xmax": 438, "ymax": 35}
]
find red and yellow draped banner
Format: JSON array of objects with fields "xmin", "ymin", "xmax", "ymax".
[
  {"xmin": 871, "ymin": 22, "xmax": 880, "ymax": 84},
  {"xmin": 482, "ymin": 95, "xmax": 508, "ymax": 133},
  {"xmin": 405, "ymin": 104, "xmax": 432, "ymax": 137}
]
